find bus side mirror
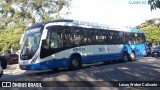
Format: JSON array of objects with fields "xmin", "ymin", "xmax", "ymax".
[{"xmin": 41, "ymin": 29, "xmax": 48, "ymax": 40}]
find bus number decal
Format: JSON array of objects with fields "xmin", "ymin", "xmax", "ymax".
[
  {"xmin": 99, "ymin": 47, "xmax": 110, "ymax": 52},
  {"xmin": 73, "ymin": 48, "xmax": 85, "ymax": 52}
]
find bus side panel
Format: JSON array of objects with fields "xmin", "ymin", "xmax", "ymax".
[
  {"xmin": 80, "ymin": 45, "xmax": 124, "ymax": 64},
  {"xmin": 123, "ymin": 44, "xmax": 133, "ymax": 54},
  {"xmin": 20, "ymin": 58, "xmax": 69, "ymax": 70},
  {"xmin": 132, "ymin": 44, "xmax": 147, "ymax": 57},
  {"xmin": 81, "ymin": 53, "xmax": 123, "ymax": 64},
  {"xmin": 122, "ymin": 43, "xmax": 147, "ymax": 58}
]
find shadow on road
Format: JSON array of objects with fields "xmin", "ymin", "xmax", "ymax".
[
  {"xmin": 1, "ymin": 58, "xmax": 160, "ymax": 90},
  {"xmin": 14, "ymin": 60, "xmax": 134, "ymax": 77},
  {"xmin": 2, "ymin": 58, "xmax": 160, "ymax": 81}
]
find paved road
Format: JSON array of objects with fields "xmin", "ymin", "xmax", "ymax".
[{"xmin": 0, "ymin": 57, "xmax": 160, "ymax": 90}]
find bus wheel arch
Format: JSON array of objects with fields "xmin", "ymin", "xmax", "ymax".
[
  {"xmin": 69, "ymin": 53, "xmax": 82, "ymax": 70},
  {"xmin": 123, "ymin": 51, "xmax": 129, "ymax": 62}
]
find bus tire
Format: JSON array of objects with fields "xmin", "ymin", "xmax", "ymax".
[
  {"xmin": 123, "ymin": 52, "xmax": 129, "ymax": 62},
  {"xmin": 129, "ymin": 52, "xmax": 135, "ymax": 61},
  {"xmin": 0, "ymin": 56, "xmax": 7, "ymax": 69},
  {"xmin": 104, "ymin": 61, "xmax": 111, "ymax": 64},
  {"xmin": 69, "ymin": 56, "xmax": 82, "ymax": 70},
  {"xmin": 52, "ymin": 68, "xmax": 59, "ymax": 72}
]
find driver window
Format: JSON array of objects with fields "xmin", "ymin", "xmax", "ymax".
[
  {"xmin": 42, "ymin": 31, "xmax": 50, "ymax": 49},
  {"xmin": 42, "ymin": 26, "xmax": 64, "ymax": 50}
]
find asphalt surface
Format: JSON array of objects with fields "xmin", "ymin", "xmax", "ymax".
[{"xmin": 0, "ymin": 57, "xmax": 160, "ymax": 90}]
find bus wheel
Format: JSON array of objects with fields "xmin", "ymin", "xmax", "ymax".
[
  {"xmin": 123, "ymin": 52, "xmax": 129, "ymax": 62},
  {"xmin": 52, "ymin": 68, "xmax": 59, "ymax": 72},
  {"xmin": 129, "ymin": 52, "xmax": 135, "ymax": 61},
  {"xmin": 104, "ymin": 61, "xmax": 111, "ymax": 64},
  {"xmin": 69, "ymin": 56, "xmax": 82, "ymax": 70}
]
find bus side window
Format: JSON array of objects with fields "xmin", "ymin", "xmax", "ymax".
[
  {"xmin": 81, "ymin": 29, "xmax": 87, "ymax": 45},
  {"xmin": 108, "ymin": 31, "xmax": 114, "ymax": 44},
  {"xmin": 74, "ymin": 35, "xmax": 81, "ymax": 46},
  {"xmin": 72, "ymin": 28, "xmax": 80, "ymax": 46},
  {"xmin": 141, "ymin": 34, "xmax": 145, "ymax": 43},
  {"xmin": 64, "ymin": 29, "xmax": 69, "ymax": 46},
  {"xmin": 50, "ymin": 31, "xmax": 64, "ymax": 48},
  {"xmin": 64, "ymin": 27, "xmax": 74, "ymax": 47},
  {"xmin": 56, "ymin": 31, "xmax": 63, "ymax": 48},
  {"xmin": 50, "ymin": 32, "xmax": 58, "ymax": 48},
  {"xmin": 123, "ymin": 33, "xmax": 128, "ymax": 44},
  {"xmin": 105, "ymin": 31, "xmax": 110, "ymax": 44}
]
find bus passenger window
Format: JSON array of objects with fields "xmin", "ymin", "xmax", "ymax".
[
  {"xmin": 70, "ymin": 37, "xmax": 74, "ymax": 45},
  {"xmin": 58, "ymin": 39, "xmax": 63, "ymax": 48},
  {"xmin": 74, "ymin": 35, "xmax": 81, "ymax": 46},
  {"xmin": 50, "ymin": 33, "xmax": 58, "ymax": 48}
]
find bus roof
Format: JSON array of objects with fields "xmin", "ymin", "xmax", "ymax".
[
  {"xmin": 28, "ymin": 22, "xmax": 46, "ymax": 30},
  {"xmin": 30, "ymin": 19, "xmax": 142, "ymax": 33},
  {"xmin": 130, "ymin": 29, "xmax": 144, "ymax": 33}
]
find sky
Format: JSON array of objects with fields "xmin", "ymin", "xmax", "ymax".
[{"xmin": 63, "ymin": 0, "xmax": 160, "ymax": 28}]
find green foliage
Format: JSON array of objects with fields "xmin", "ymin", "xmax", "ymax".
[
  {"xmin": 138, "ymin": 18, "xmax": 160, "ymax": 46},
  {"xmin": 0, "ymin": 22, "xmax": 25, "ymax": 53},
  {"xmin": 0, "ymin": 0, "xmax": 71, "ymax": 54},
  {"xmin": 148, "ymin": 0, "xmax": 160, "ymax": 11}
]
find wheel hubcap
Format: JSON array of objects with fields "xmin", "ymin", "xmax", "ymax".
[
  {"xmin": 124, "ymin": 54, "xmax": 128, "ymax": 61},
  {"xmin": 72, "ymin": 59, "xmax": 78, "ymax": 66},
  {"xmin": 131, "ymin": 53, "xmax": 135, "ymax": 59}
]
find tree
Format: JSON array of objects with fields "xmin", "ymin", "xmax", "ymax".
[
  {"xmin": 138, "ymin": 18, "xmax": 160, "ymax": 46},
  {"xmin": 148, "ymin": 0, "xmax": 160, "ymax": 11},
  {"xmin": 0, "ymin": 0, "xmax": 71, "ymax": 27},
  {"xmin": 0, "ymin": 0, "xmax": 71, "ymax": 54}
]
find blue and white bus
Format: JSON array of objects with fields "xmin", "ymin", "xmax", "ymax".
[{"xmin": 19, "ymin": 19, "xmax": 147, "ymax": 70}]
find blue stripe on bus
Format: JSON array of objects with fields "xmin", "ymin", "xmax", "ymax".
[
  {"xmin": 19, "ymin": 53, "xmax": 123, "ymax": 70},
  {"xmin": 19, "ymin": 59, "xmax": 69, "ymax": 70},
  {"xmin": 82, "ymin": 53, "xmax": 123, "ymax": 64}
]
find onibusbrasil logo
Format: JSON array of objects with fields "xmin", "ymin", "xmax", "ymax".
[{"xmin": 1, "ymin": 82, "xmax": 42, "ymax": 87}]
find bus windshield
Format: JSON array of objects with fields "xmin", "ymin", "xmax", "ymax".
[{"xmin": 20, "ymin": 27, "xmax": 42, "ymax": 60}]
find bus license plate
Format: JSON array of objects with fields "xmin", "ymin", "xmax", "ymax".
[{"xmin": 20, "ymin": 61, "xmax": 29, "ymax": 65}]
